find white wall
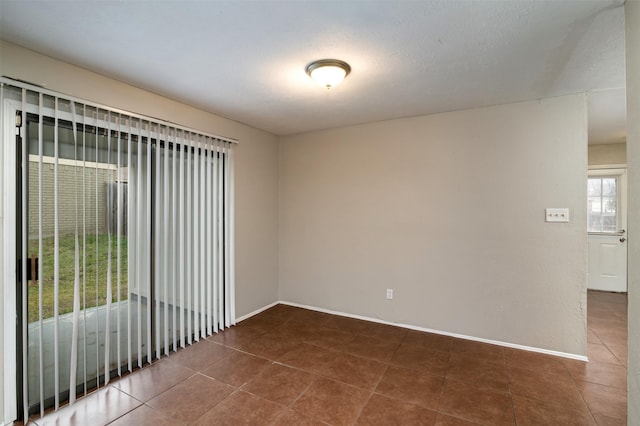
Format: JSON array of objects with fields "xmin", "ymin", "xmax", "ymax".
[
  {"xmin": 588, "ymin": 142, "xmax": 627, "ymax": 166},
  {"xmin": 626, "ymin": 1, "xmax": 640, "ymax": 423},
  {"xmin": 280, "ymin": 95, "xmax": 588, "ymax": 355},
  {"xmin": 0, "ymin": 42, "xmax": 281, "ymax": 422}
]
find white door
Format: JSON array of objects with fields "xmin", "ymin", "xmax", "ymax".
[{"xmin": 587, "ymin": 169, "xmax": 627, "ymax": 292}]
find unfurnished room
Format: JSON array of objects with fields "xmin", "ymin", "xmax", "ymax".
[{"xmin": 0, "ymin": 1, "xmax": 638, "ymax": 425}]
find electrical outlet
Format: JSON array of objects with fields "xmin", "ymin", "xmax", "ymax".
[{"xmin": 386, "ymin": 289, "xmax": 393, "ymax": 300}]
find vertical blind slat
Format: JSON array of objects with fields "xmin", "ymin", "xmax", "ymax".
[
  {"xmin": 53, "ymin": 96, "xmax": 60, "ymax": 410},
  {"xmin": 116, "ymin": 114, "xmax": 122, "ymax": 377},
  {"xmin": 172, "ymin": 131, "xmax": 178, "ymax": 349},
  {"xmin": 218, "ymin": 141, "xmax": 224, "ymax": 327},
  {"xmin": 186, "ymin": 138, "xmax": 193, "ymax": 345},
  {"xmin": 193, "ymin": 137, "xmax": 200, "ymax": 341},
  {"xmin": 135, "ymin": 120, "xmax": 147, "ymax": 367},
  {"xmin": 212, "ymin": 141, "xmax": 218, "ymax": 333},
  {"xmin": 126, "ymin": 119, "xmax": 133, "ymax": 373},
  {"xmin": 94, "ymin": 110, "xmax": 100, "ymax": 387},
  {"xmin": 68, "ymin": 102, "xmax": 80, "ymax": 402},
  {"xmin": 146, "ymin": 122, "xmax": 153, "ymax": 363},
  {"xmin": 229, "ymin": 143, "xmax": 236, "ymax": 324},
  {"xmin": 138, "ymin": 120, "xmax": 144, "ymax": 367},
  {"xmin": 163, "ymin": 128, "xmax": 170, "ymax": 354},
  {"xmin": 178, "ymin": 133, "xmax": 185, "ymax": 348},
  {"xmin": 37, "ymin": 93, "xmax": 45, "ymax": 418},
  {"xmin": 224, "ymin": 142, "xmax": 231, "ymax": 327},
  {"xmin": 155, "ymin": 125, "xmax": 162, "ymax": 359},
  {"xmin": 199, "ymin": 136, "xmax": 206, "ymax": 339},
  {"xmin": 103, "ymin": 111, "xmax": 113, "ymax": 386},
  {"xmin": 205, "ymin": 142, "xmax": 212, "ymax": 336},
  {"xmin": 82, "ymin": 108, "xmax": 88, "ymax": 393},
  {"xmin": 20, "ymin": 90, "xmax": 29, "ymax": 422}
]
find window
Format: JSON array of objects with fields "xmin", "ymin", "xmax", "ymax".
[{"xmin": 588, "ymin": 176, "xmax": 618, "ymax": 232}]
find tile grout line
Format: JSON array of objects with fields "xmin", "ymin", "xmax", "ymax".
[
  {"xmin": 432, "ymin": 339, "xmax": 453, "ymax": 421},
  {"xmin": 569, "ymin": 368, "xmax": 604, "ymax": 425},
  {"xmin": 351, "ymin": 363, "xmax": 391, "ymax": 425},
  {"xmin": 504, "ymin": 347, "xmax": 518, "ymax": 426}
]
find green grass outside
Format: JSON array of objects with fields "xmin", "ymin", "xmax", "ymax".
[{"xmin": 27, "ymin": 234, "xmax": 128, "ymax": 323}]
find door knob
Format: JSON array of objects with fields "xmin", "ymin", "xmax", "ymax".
[{"xmin": 620, "ymin": 237, "xmax": 626, "ymax": 243}]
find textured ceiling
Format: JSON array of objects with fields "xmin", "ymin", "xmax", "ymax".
[{"xmin": 0, "ymin": 0, "xmax": 627, "ymax": 140}]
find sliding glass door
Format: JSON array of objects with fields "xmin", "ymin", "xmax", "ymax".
[
  {"xmin": 2, "ymin": 79, "xmax": 235, "ymax": 420},
  {"xmin": 23, "ymin": 108, "xmax": 149, "ymax": 413}
]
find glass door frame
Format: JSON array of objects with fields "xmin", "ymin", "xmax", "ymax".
[{"xmin": 1, "ymin": 98, "xmax": 22, "ymax": 423}]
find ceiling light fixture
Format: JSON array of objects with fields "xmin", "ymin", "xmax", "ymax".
[{"xmin": 305, "ymin": 59, "xmax": 351, "ymax": 89}]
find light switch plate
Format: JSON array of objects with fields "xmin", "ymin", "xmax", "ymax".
[{"xmin": 545, "ymin": 208, "xmax": 570, "ymax": 223}]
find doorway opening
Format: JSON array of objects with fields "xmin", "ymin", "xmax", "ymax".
[{"xmin": 587, "ymin": 168, "xmax": 627, "ymax": 292}]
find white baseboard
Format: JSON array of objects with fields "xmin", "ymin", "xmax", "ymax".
[
  {"xmin": 237, "ymin": 300, "xmax": 589, "ymax": 362},
  {"xmin": 235, "ymin": 301, "xmax": 280, "ymax": 323}
]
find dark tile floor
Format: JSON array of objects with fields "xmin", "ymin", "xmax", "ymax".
[{"xmin": 26, "ymin": 290, "xmax": 627, "ymax": 425}]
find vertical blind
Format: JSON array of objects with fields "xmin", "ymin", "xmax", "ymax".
[{"xmin": 0, "ymin": 79, "xmax": 236, "ymax": 420}]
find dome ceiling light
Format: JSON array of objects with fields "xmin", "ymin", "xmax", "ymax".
[{"xmin": 305, "ymin": 59, "xmax": 351, "ymax": 89}]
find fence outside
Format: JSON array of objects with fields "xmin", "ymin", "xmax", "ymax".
[{"xmin": 28, "ymin": 159, "xmax": 127, "ymax": 239}]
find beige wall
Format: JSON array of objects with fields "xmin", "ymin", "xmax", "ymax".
[
  {"xmin": 280, "ymin": 95, "xmax": 588, "ymax": 355},
  {"xmin": 0, "ymin": 41, "xmax": 280, "ymax": 318},
  {"xmin": 626, "ymin": 1, "xmax": 640, "ymax": 423},
  {"xmin": 588, "ymin": 142, "xmax": 627, "ymax": 166}
]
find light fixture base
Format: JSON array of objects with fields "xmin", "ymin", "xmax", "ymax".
[{"xmin": 305, "ymin": 59, "xmax": 351, "ymax": 89}]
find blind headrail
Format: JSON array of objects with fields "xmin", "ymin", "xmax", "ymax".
[{"xmin": 1, "ymin": 76, "xmax": 239, "ymax": 145}]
